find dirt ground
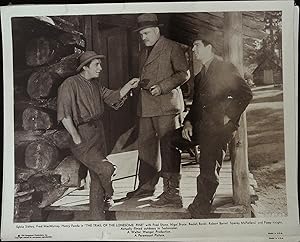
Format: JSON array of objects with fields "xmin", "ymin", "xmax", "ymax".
[{"xmin": 246, "ymin": 85, "xmax": 288, "ymax": 217}]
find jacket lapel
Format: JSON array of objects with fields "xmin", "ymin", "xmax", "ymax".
[
  {"xmin": 205, "ymin": 57, "xmax": 217, "ymax": 80},
  {"xmin": 139, "ymin": 50, "xmax": 148, "ymax": 75},
  {"xmin": 201, "ymin": 57, "xmax": 218, "ymax": 86},
  {"xmin": 144, "ymin": 36, "xmax": 166, "ymax": 66}
]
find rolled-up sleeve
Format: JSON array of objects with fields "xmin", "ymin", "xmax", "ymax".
[
  {"xmin": 101, "ymin": 86, "xmax": 128, "ymax": 110},
  {"xmin": 57, "ymin": 80, "xmax": 73, "ymax": 122}
]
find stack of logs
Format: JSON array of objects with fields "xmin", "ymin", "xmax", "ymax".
[{"xmin": 14, "ymin": 27, "xmax": 85, "ymax": 222}]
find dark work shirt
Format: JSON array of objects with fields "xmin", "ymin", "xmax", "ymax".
[{"xmin": 57, "ymin": 74, "xmax": 126, "ymax": 126}]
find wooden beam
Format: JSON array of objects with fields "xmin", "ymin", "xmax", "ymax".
[
  {"xmin": 223, "ymin": 12, "xmax": 251, "ymax": 212},
  {"xmin": 83, "ymin": 16, "xmax": 92, "ymax": 51}
]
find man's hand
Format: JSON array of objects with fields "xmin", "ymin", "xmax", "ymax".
[
  {"xmin": 182, "ymin": 121, "xmax": 193, "ymax": 142},
  {"xmin": 149, "ymin": 85, "xmax": 162, "ymax": 96},
  {"xmin": 220, "ymin": 121, "xmax": 237, "ymax": 144},
  {"xmin": 120, "ymin": 78, "xmax": 140, "ymax": 98},
  {"xmin": 61, "ymin": 117, "xmax": 82, "ymax": 145},
  {"xmin": 127, "ymin": 78, "xmax": 140, "ymax": 89},
  {"xmin": 72, "ymin": 134, "xmax": 82, "ymax": 145}
]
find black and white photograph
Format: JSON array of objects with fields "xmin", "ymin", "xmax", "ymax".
[{"xmin": 1, "ymin": 1, "xmax": 298, "ymax": 241}]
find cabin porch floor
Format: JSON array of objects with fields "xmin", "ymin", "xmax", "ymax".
[{"xmin": 44, "ymin": 151, "xmax": 258, "ymax": 221}]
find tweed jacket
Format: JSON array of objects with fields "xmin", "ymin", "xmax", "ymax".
[
  {"xmin": 184, "ymin": 57, "xmax": 253, "ymax": 139},
  {"xmin": 137, "ymin": 36, "xmax": 189, "ymax": 117}
]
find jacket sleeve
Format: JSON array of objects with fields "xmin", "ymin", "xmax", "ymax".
[
  {"xmin": 184, "ymin": 73, "xmax": 201, "ymax": 125},
  {"xmin": 158, "ymin": 43, "xmax": 190, "ymax": 94},
  {"xmin": 101, "ymin": 86, "xmax": 128, "ymax": 110},
  {"xmin": 225, "ymin": 63, "xmax": 253, "ymax": 125}
]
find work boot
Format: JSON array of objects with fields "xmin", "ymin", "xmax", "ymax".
[
  {"xmin": 187, "ymin": 176, "xmax": 218, "ymax": 218},
  {"xmin": 187, "ymin": 202, "xmax": 211, "ymax": 218},
  {"xmin": 151, "ymin": 173, "xmax": 183, "ymax": 208},
  {"xmin": 103, "ymin": 196, "xmax": 114, "ymax": 211},
  {"xmin": 126, "ymin": 187, "xmax": 154, "ymax": 198}
]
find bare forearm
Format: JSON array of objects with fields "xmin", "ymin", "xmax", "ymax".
[
  {"xmin": 120, "ymin": 78, "xmax": 140, "ymax": 98},
  {"xmin": 119, "ymin": 84, "xmax": 131, "ymax": 99},
  {"xmin": 61, "ymin": 117, "xmax": 80, "ymax": 140}
]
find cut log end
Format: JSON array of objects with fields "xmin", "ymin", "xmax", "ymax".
[
  {"xmin": 25, "ymin": 140, "xmax": 60, "ymax": 170},
  {"xmin": 25, "ymin": 37, "xmax": 58, "ymax": 67},
  {"xmin": 22, "ymin": 107, "xmax": 55, "ymax": 131}
]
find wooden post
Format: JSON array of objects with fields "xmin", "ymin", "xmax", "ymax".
[
  {"xmin": 83, "ymin": 16, "xmax": 92, "ymax": 50},
  {"xmin": 223, "ymin": 12, "xmax": 251, "ymax": 210}
]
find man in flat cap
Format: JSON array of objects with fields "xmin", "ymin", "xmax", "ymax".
[
  {"xmin": 159, "ymin": 32, "xmax": 253, "ymax": 215},
  {"xmin": 57, "ymin": 51, "xmax": 139, "ymax": 220},
  {"xmin": 126, "ymin": 13, "xmax": 190, "ymax": 208}
]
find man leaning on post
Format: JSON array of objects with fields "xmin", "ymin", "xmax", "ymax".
[
  {"xmin": 57, "ymin": 51, "xmax": 139, "ymax": 220},
  {"xmin": 157, "ymin": 32, "xmax": 253, "ymax": 217}
]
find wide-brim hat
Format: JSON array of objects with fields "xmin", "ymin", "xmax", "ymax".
[
  {"xmin": 133, "ymin": 13, "xmax": 163, "ymax": 32},
  {"xmin": 76, "ymin": 51, "xmax": 105, "ymax": 72},
  {"xmin": 192, "ymin": 32, "xmax": 217, "ymax": 48}
]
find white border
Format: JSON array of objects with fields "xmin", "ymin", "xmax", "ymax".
[{"xmin": 1, "ymin": 1, "xmax": 298, "ymax": 241}]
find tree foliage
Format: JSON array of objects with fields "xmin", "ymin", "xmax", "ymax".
[{"xmin": 245, "ymin": 11, "xmax": 282, "ymax": 69}]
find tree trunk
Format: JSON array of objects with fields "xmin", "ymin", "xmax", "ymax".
[
  {"xmin": 16, "ymin": 98, "xmax": 57, "ymax": 111},
  {"xmin": 25, "ymin": 36, "xmax": 59, "ymax": 67},
  {"xmin": 27, "ymin": 70, "xmax": 60, "ymax": 99},
  {"xmin": 51, "ymin": 129, "xmax": 72, "ymax": 149},
  {"xmin": 53, "ymin": 53, "xmax": 79, "ymax": 78},
  {"xmin": 25, "ymin": 173, "xmax": 67, "ymax": 208},
  {"xmin": 26, "ymin": 54, "xmax": 79, "ymax": 99},
  {"xmin": 38, "ymin": 186, "xmax": 68, "ymax": 208},
  {"xmin": 15, "ymin": 167, "xmax": 39, "ymax": 183},
  {"xmin": 15, "ymin": 142, "xmax": 31, "ymax": 168},
  {"xmin": 22, "ymin": 107, "xmax": 56, "ymax": 130},
  {"xmin": 53, "ymin": 156, "xmax": 81, "ymax": 187},
  {"xmin": 25, "ymin": 139, "xmax": 61, "ymax": 170},
  {"xmin": 15, "ymin": 129, "xmax": 71, "ymax": 149},
  {"xmin": 15, "ymin": 98, "xmax": 57, "ymax": 130}
]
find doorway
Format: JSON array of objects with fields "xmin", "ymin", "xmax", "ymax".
[{"xmin": 92, "ymin": 18, "xmax": 137, "ymax": 153}]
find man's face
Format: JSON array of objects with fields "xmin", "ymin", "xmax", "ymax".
[
  {"xmin": 192, "ymin": 40, "xmax": 210, "ymax": 62},
  {"xmin": 139, "ymin": 27, "xmax": 160, "ymax": 47},
  {"xmin": 85, "ymin": 59, "xmax": 102, "ymax": 79}
]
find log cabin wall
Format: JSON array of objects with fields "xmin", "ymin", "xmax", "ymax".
[{"xmin": 13, "ymin": 16, "xmax": 86, "ymax": 222}]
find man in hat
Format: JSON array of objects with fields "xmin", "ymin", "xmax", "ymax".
[
  {"xmin": 157, "ymin": 33, "xmax": 253, "ymax": 215},
  {"xmin": 126, "ymin": 13, "xmax": 190, "ymax": 208},
  {"xmin": 57, "ymin": 50, "xmax": 140, "ymax": 220}
]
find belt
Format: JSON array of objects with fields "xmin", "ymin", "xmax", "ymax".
[{"xmin": 78, "ymin": 116, "xmax": 102, "ymax": 127}]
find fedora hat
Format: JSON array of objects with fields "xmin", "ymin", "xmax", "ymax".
[
  {"xmin": 134, "ymin": 13, "xmax": 163, "ymax": 32},
  {"xmin": 192, "ymin": 31, "xmax": 222, "ymax": 54},
  {"xmin": 76, "ymin": 51, "xmax": 105, "ymax": 72},
  {"xmin": 192, "ymin": 32, "xmax": 217, "ymax": 48}
]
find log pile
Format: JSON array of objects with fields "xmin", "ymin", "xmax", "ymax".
[{"xmin": 13, "ymin": 16, "xmax": 85, "ymax": 222}]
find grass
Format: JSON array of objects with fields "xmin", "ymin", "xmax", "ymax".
[{"xmin": 246, "ymin": 85, "xmax": 285, "ymax": 183}]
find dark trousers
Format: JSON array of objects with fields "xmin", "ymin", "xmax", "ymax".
[
  {"xmin": 165, "ymin": 127, "xmax": 227, "ymax": 209},
  {"xmin": 71, "ymin": 120, "xmax": 115, "ymax": 221},
  {"xmin": 137, "ymin": 114, "xmax": 182, "ymax": 191}
]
